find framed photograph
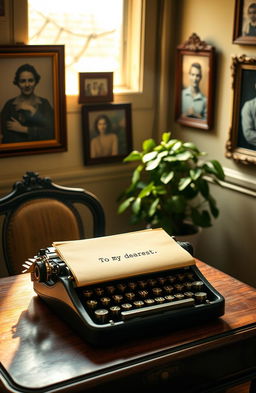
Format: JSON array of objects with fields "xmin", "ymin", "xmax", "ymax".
[
  {"xmin": 174, "ymin": 33, "xmax": 215, "ymax": 130},
  {"xmin": 81, "ymin": 103, "xmax": 133, "ymax": 165},
  {"xmin": 79, "ymin": 72, "xmax": 113, "ymax": 104},
  {"xmin": 233, "ymin": 0, "xmax": 256, "ymax": 45},
  {"xmin": 0, "ymin": 45, "xmax": 67, "ymax": 158},
  {"xmin": 226, "ymin": 55, "xmax": 256, "ymax": 165}
]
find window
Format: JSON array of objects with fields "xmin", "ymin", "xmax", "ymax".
[{"xmin": 27, "ymin": 0, "xmax": 143, "ymax": 95}]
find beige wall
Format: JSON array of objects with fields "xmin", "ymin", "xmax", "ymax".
[
  {"xmin": 168, "ymin": 0, "xmax": 256, "ymax": 286},
  {"xmin": 1, "ymin": 0, "xmax": 256, "ymax": 288}
]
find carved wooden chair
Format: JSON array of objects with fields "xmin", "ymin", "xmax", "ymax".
[{"xmin": 0, "ymin": 171, "xmax": 105, "ymax": 276}]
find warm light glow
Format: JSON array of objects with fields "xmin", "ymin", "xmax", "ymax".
[{"xmin": 28, "ymin": 0, "xmax": 124, "ymax": 95}]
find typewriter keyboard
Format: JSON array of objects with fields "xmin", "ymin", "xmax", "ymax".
[{"xmin": 78, "ymin": 266, "xmax": 213, "ymax": 325}]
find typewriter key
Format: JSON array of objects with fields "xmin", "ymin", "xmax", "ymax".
[
  {"xmin": 86, "ymin": 299, "xmax": 98, "ymax": 309},
  {"xmin": 133, "ymin": 300, "xmax": 144, "ymax": 308},
  {"xmin": 167, "ymin": 275, "xmax": 176, "ymax": 283},
  {"xmin": 125, "ymin": 292, "xmax": 136, "ymax": 301},
  {"xmin": 95, "ymin": 287, "xmax": 104, "ymax": 296},
  {"xmin": 192, "ymin": 281, "xmax": 204, "ymax": 291},
  {"xmin": 110, "ymin": 305, "xmax": 121, "ymax": 317},
  {"xmin": 157, "ymin": 277, "xmax": 166, "ymax": 285},
  {"xmin": 94, "ymin": 309, "xmax": 109, "ymax": 323},
  {"xmin": 82, "ymin": 289, "xmax": 93, "ymax": 298},
  {"xmin": 186, "ymin": 272, "xmax": 194, "ymax": 280},
  {"xmin": 106, "ymin": 285, "xmax": 115, "ymax": 294},
  {"xmin": 117, "ymin": 283, "xmax": 127, "ymax": 292},
  {"xmin": 184, "ymin": 291, "xmax": 194, "ymax": 298},
  {"xmin": 163, "ymin": 285, "xmax": 174, "ymax": 294},
  {"xmin": 121, "ymin": 303, "xmax": 133, "ymax": 310},
  {"xmin": 152, "ymin": 287, "xmax": 163, "ymax": 296},
  {"xmin": 174, "ymin": 293, "xmax": 185, "ymax": 300},
  {"xmin": 194, "ymin": 292, "xmax": 207, "ymax": 303},
  {"xmin": 100, "ymin": 297, "xmax": 111, "ymax": 306},
  {"xmin": 147, "ymin": 278, "xmax": 157, "ymax": 286},
  {"xmin": 127, "ymin": 281, "xmax": 137, "ymax": 290},
  {"xmin": 138, "ymin": 290, "xmax": 148, "ymax": 298},
  {"xmin": 174, "ymin": 283, "xmax": 184, "ymax": 292},
  {"xmin": 177, "ymin": 273, "xmax": 186, "ymax": 281},
  {"xmin": 165, "ymin": 295, "xmax": 175, "ymax": 302},
  {"xmin": 144, "ymin": 298, "xmax": 155, "ymax": 305},
  {"xmin": 138, "ymin": 280, "xmax": 147, "ymax": 288},
  {"xmin": 155, "ymin": 296, "xmax": 165, "ymax": 303},
  {"xmin": 184, "ymin": 281, "xmax": 193, "ymax": 290},
  {"xmin": 113, "ymin": 294, "xmax": 123, "ymax": 303}
]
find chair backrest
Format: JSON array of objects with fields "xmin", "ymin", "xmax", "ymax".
[{"xmin": 0, "ymin": 171, "xmax": 105, "ymax": 276}]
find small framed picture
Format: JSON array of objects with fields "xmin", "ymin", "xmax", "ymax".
[
  {"xmin": 79, "ymin": 72, "xmax": 113, "ymax": 104},
  {"xmin": 174, "ymin": 33, "xmax": 215, "ymax": 130},
  {"xmin": 81, "ymin": 103, "xmax": 133, "ymax": 165},
  {"xmin": 226, "ymin": 55, "xmax": 256, "ymax": 165},
  {"xmin": 233, "ymin": 0, "xmax": 256, "ymax": 45},
  {"xmin": 0, "ymin": 45, "xmax": 67, "ymax": 157}
]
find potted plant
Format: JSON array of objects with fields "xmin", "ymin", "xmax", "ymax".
[{"xmin": 117, "ymin": 132, "xmax": 225, "ymax": 237}]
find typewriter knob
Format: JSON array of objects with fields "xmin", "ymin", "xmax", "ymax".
[{"xmin": 33, "ymin": 261, "xmax": 47, "ymax": 282}]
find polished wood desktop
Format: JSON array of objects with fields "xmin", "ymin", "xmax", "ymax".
[{"xmin": 0, "ymin": 260, "xmax": 256, "ymax": 393}]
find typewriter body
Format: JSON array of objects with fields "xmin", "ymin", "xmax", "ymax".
[{"xmin": 26, "ymin": 229, "xmax": 225, "ymax": 346}]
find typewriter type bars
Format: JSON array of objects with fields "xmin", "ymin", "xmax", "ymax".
[{"xmin": 78, "ymin": 266, "xmax": 217, "ymax": 325}]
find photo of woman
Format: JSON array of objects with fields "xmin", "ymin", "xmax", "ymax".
[
  {"xmin": 0, "ymin": 63, "xmax": 54, "ymax": 144},
  {"xmin": 90, "ymin": 114, "xmax": 118, "ymax": 158}
]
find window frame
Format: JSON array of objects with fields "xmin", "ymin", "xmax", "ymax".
[{"xmin": 12, "ymin": 0, "xmax": 156, "ymax": 111}]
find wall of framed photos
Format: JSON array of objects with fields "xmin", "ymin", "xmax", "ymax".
[{"xmin": 168, "ymin": 0, "xmax": 256, "ymax": 287}]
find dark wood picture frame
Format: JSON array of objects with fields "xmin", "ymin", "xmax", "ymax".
[
  {"xmin": 79, "ymin": 72, "xmax": 113, "ymax": 104},
  {"xmin": 0, "ymin": 45, "xmax": 67, "ymax": 158},
  {"xmin": 226, "ymin": 55, "xmax": 256, "ymax": 165},
  {"xmin": 174, "ymin": 33, "xmax": 215, "ymax": 130},
  {"xmin": 233, "ymin": 0, "xmax": 256, "ymax": 45},
  {"xmin": 81, "ymin": 103, "xmax": 133, "ymax": 165}
]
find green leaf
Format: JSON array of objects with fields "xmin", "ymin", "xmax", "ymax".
[
  {"xmin": 178, "ymin": 177, "xmax": 192, "ymax": 191},
  {"xmin": 142, "ymin": 151, "xmax": 158, "ymax": 163},
  {"xmin": 197, "ymin": 178, "xmax": 209, "ymax": 198},
  {"xmin": 142, "ymin": 138, "xmax": 156, "ymax": 152},
  {"xmin": 132, "ymin": 198, "xmax": 141, "ymax": 214},
  {"xmin": 175, "ymin": 151, "xmax": 193, "ymax": 161},
  {"xmin": 160, "ymin": 171, "xmax": 174, "ymax": 184},
  {"xmin": 138, "ymin": 182, "xmax": 154, "ymax": 198},
  {"xmin": 162, "ymin": 132, "xmax": 171, "ymax": 143},
  {"xmin": 191, "ymin": 209, "xmax": 212, "ymax": 227},
  {"xmin": 131, "ymin": 164, "xmax": 143, "ymax": 184},
  {"xmin": 211, "ymin": 160, "xmax": 225, "ymax": 180},
  {"xmin": 124, "ymin": 150, "xmax": 142, "ymax": 162},
  {"xmin": 190, "ymin": 168, "xmax": 202, "ymax": 181},
  {"xmin": 170, "ymin": 195, "xmax": 186, "ymax": 213},
  {"xmin": 117, "ymin": 197, "xmax": 135, "ymax": 213},
  {"xmin": 164, "ymin": 155, "xmax": 178, "ymax": 162},
  {"xmin": 208, "ymin": 195, "xmax": 219, "ymax": 218},
  {"xmin": 145, "ymin": 156, "xmax": 161, "ymax": 170},
  {"xmin": 172, "ymin": 141, "xmax": 182, "ymax": 151},
  {"xmin": 148, "ymin": 198, "xmax": 159, "ymax": 216},
  {"xmin": 203, "ymin": 160, "xmax": 225, "ymax": 180},
  {"xmin": 183, "ymin": 142, "xmax": 200, "ymax": 152}
]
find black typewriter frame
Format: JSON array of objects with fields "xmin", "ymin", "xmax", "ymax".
[{"xmin": 33, "ymin": 263, "xmax": 225, "ymax": 347}]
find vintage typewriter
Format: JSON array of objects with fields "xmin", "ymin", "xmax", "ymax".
[{"xmin": 23, "ymin": 229, "xmax": 225, "ymax": 346}]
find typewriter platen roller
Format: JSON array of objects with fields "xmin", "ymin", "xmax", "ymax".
[{"xmin": 26, "ymin": 229, "xmax": 225, "ymax": 346}]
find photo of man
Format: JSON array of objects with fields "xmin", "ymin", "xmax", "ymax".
[
  {"xmin": 239, "ymin": 70, "xmax": 256, "ymax": 150},
  {"xmin": 181, "ymin": 62, "xmax": 207, "ymax": 120},
  {"xmin": 243, "ymin": 2, "xmax": 256, "ymax": 36}
]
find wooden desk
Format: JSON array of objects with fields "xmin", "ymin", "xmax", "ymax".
[{"xmin": 1, "ymin": 261, "xmax": 256, "ymax": 393}]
